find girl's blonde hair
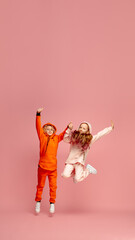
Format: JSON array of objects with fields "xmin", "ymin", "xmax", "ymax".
[{"xmin": 71, "ymin": 130, "xmax": 93, "ymax": 150}]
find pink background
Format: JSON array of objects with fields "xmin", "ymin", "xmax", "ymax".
[{"xmin": 0, "ymin": 0, "xmax": 135, "ymax": 239}]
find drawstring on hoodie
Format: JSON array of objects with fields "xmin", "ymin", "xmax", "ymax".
[{"xmin": 45, "ymin": 136, "xmax": 50, "ymax": 154}]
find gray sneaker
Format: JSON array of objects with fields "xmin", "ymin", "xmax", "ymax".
[{"xmin": 86, "ymin": 164, "xmax": 97, "ymax": 174}]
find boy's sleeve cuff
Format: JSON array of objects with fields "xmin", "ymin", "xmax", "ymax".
[{"xmin": 36, "ymin": 112, "xmax": 41, "ymax": 116}]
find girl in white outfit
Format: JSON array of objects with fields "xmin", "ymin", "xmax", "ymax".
[{"xmin": 62, "ymin": 121, "xmax": 114, "ymax": 183}]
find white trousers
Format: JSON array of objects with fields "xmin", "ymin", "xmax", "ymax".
[{"xmin": 62, "ymin": 163, "xmax": 89, "ymax": 183}]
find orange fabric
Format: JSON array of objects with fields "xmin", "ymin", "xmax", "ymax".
[
  {"xmin": 35, "ymin": 166, "xmax": 57, "ymax": 203},
  {"xmin": 36, "ymin": 115, "xmax": 67, "ymax": 170}
]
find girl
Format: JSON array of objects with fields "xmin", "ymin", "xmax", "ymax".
[{"xmin": 62, "ymin": 121, "xmax": 114, "ymax": 183}]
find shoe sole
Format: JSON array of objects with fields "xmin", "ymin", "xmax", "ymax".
[{"xmin": 87, "ymin": 165, "xmax": 97, "ymax": 174}]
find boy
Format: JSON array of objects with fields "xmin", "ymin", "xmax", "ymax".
[{"xmin": 35, "ymin": 108, "xmax": 68, "ymax": 214}]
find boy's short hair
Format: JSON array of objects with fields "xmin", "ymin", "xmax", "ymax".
[{"xmin": 43, "ymin": 124, "xmax": 55, "ymax": 133}]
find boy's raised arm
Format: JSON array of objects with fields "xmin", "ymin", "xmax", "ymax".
[
  {"xmin": 58, "ymin": 127, "xmax": 68, "ymax": 142},
  {"xmin": 36, "ymin": 108, "xmax": 44, "ymax": 139},
  {"xmin": 58, "ymin": 122, "xmax": 73, "ymax": 143}
]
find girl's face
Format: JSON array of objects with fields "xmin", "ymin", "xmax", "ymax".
[
  {"xmin": 44, "ymin": 126, "xmax": 55, "ymax": 136},
  {"xmin": 78, "ymin": 123, "xmax": 89, "ymax": 134}
]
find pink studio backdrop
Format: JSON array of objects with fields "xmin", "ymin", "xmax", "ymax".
[{"xmin": 0, "ymin": 0, "xmax": 135, "ymax": 213}]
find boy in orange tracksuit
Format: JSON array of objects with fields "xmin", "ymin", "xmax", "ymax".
[{"xmin": 35, "ymin": 108, "xmax": 68, "ymax": 214}]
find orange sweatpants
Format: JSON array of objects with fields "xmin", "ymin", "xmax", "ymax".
[{"xmin": 35, "ymin": 166, "xmax": 57, "ymax": 203}]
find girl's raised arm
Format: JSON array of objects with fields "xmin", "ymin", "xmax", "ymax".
[
  {"xmin": 91, "ymin": 121, "xmax": 114, "ymax": 145},
  {"xmin": 63, "ymin": 122, "xmax": 73, "ymax": 143}
]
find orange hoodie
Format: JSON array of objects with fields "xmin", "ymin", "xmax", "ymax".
[{"xmin": 36, "ymin": 114, "xmax": 67, "ymax": 170}]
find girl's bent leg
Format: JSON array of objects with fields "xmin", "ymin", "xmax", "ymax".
[
  {"xmin": 61, "ymin": 164, "xmax": 74, "ymax": 178},
  {"xmin": 74, "ymin": 163, "xmax": 89, "ymax": 183}
]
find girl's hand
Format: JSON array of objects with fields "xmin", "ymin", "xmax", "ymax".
[
  {"xmin": 68, "ymin": 122, "xmax": 73, "ymax": 130},
  {"xmin": 111, "ymin": 121, "xmax": 114, "ymax": 129},
  {"xmin": 37, "ymin": 108, "xmax": 44, "ymax": 113}
]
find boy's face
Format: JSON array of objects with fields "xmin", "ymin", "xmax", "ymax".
[
  {"xmin": 44, "ymin": 126, "xmax": 55, "ymax": 136},
  {"xmin": 78, "ymin": 123, "xmax": 89, "ymax": 134}
]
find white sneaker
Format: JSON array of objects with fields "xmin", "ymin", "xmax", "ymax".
[
  {"xmin": 86, "ymin": 164, "xmax": 97, "ymax": 174},
  {"xmin": 49, "ymin": 203, "xmax": 55, "ymax": 214},
  {"xmin": 35, "ymin": 201, "xmax": 40, "ymax": 214}
]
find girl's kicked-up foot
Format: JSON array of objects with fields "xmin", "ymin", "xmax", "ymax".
[{"xmin": 86, "ymin": 164, "xmax": 97, "ymax": 174}]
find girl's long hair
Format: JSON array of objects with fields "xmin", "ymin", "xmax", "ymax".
[{"xmin": 71, "ymin": 130, "xmax": 93, "ymax": 150}]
